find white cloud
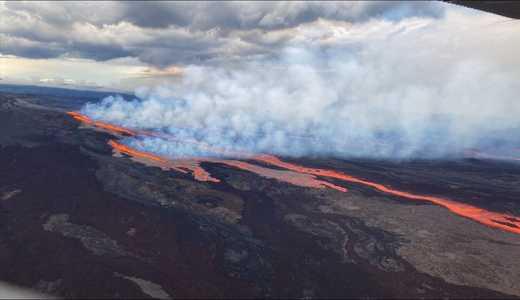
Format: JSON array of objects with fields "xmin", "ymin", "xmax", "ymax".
[{"xmin": 81, "ymin": 10, "xmax": 520, "ymax": 159}]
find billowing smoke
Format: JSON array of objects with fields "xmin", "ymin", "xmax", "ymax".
[{"xmin": 81, "ymin": 10, "xmax": 520, "ymax": 160}]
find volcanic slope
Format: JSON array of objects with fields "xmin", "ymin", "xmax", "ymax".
[
  {"xmin": 70, "ymin": 111, "xmax": 520, "ymax": 236},
  {"xmin": 1, "ymin": 92, "xmax": 520, "ymax": 298}
]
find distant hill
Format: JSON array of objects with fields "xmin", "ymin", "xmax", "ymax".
[
  {"xmin": 0, "ymin": 83, "xmax": 133, "ymax": 102},
  {"xmin": 0, "ymin": 83, "xmax": 134, "ymax": 110}
]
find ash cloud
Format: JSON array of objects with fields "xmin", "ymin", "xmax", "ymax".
[{"xmin": 80, "ymin": 10, "xmax": 520, "ymax": 160}]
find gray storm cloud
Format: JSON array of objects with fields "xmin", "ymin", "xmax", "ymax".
[
  {"xmin": 0, "ymin": 1, "xmax": 444, "ymax": 66},
  {"xmin": 81, "ymin": 11, "xmax": 520, "ymax": 160}
]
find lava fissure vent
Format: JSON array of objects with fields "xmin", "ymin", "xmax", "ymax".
[{"xmin": 68, "ymin": 111, "xmax": 520, "ymax": 236}]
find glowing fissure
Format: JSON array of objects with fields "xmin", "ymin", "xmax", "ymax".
[
  {"xmin": 211, "ymin": 159, "xmax": 348, "ymax": 192},
  {"xmin": 67, "ymin": 112, "xmax": 137, "ymax": 136},
  {"xmin": 253, "ymin": 155, "xmax": 520, "ymax": 235},
  {"xmin": 67, "ymin": 112, "xmax": 246, "ymax": 157},
  {"xmin": 108, "ymin": 139, "xmax": 219, "ymax": 182},
  {"xmin": 109, "ymin": 139, "xmax": 346, "ymax": 191},
  {"xmin": 69, "ymin": 111, "xmax": 520, "ymax": 235}
]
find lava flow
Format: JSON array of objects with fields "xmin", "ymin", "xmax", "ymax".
[
  {"xmin": 68, "ymin": 111, "xmax": 342, "ymax": 190},
  {"xmin": 67, "ymin": 112, "xmax": 244, "ymax": 157},
  {"xmin": 67, "ymin": 112, "xmax": 136, "ymax": 136},
  {"xmin": 68, "ymin": 111, "xmax": 520, "ymax": 235},
  {"xmin": 253, "ymin": 154, "xmax": 520, "ymax": 235},
  {"xmin": 108, "ymin": 139, "xmax": 346, "ymax": 191},
  {"xmin": 212, "ymin": 159, "xmax": 347, "ymax": 192},
  {"xmin": 108, "ymin": 139, "xmax": 219, "ymax": 182}
]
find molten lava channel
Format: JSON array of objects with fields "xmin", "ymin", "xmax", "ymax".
[
  {"xmin": 108, "ymin": 139, "xmax": 347, "ymax": 191},
  {"xmin": 252, "ymin": 155, "xmax": 520, "ymax": 235},
  {"xmin": 68, "ymin": 111, "xmax": 520, "ymax": 236},
  {"xmin": 108, "ymin": 140, "xmax": 220, "ymax": 182},
  {"xmin": 67, "ymin": 112, "xmax": 137, "ymax": 136}
]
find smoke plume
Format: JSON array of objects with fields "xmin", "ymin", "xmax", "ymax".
[{"xmin": 81, "ymin": 10, "xmax": 520, "ymax": 160}]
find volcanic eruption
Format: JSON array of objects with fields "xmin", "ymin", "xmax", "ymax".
[
  {"xmin": 4, "ymin": 2, "xmax": 520, "ymax": 298},
  {"xmin": 68, "ymin": 111, "xmax": 520, "ymax": 235}
]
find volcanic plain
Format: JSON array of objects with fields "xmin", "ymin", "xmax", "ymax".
[{"xmin": 1, "ymin": 91, "xmax": 520, "ymax": 298}]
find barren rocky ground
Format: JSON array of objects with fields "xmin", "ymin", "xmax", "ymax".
[{"xmin": 1, "ymin": 92, "xmax": 520, "ymax": 298}]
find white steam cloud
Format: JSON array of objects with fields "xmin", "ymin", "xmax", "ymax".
[{"xmin": 81, "ymin": 11, "xmax": 520, "ymax": 160}]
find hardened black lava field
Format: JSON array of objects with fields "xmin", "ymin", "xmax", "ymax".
[{"xmin": 1, "ymin": 91, "xmax": 520, "ymax": 298}]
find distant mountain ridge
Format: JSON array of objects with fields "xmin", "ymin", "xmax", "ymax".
[{"xmin": 0, "ymin": 83, "xmax": 133, "ymax": 102}]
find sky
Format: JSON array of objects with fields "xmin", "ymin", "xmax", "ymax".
[{"xmin": 1, "ymin": 0, "xmax": 514, "ymax": 91}]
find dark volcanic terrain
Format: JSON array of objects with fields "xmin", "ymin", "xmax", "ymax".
[{"xmin": 1, "ymin": 91, "xmax": 520, "ymax": 298}]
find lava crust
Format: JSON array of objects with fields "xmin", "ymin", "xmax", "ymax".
[{"xmin": 1, "ymin": 93, "xmax": 520, "ymax": 298}]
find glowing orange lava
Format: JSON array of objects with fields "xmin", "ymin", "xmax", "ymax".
[
  {"xmin": 67, "ymin": 112, "xmax": 248, "ymax": 157},
  {"xmin": 67, "ymin": 112, "xmax": 136, "ymax": 136},
  {"xmin": 108, "ymin": 140, "xmax": 166, "ymax": 163},
  {"xmin": 253, "ymin": 155, "xmax": 520, "ymax": 235},
  {"xmin": 108, "ymin": 139, "xmax": 219, "ymax": 182},
  {"xmin": 213, "ymin": 159, "xmax": 348, "ymax": 192},
  {"xmin": 68, "ymin": 111, "xmax": 520, "ymax": 235},
  {"xmin": 108, "ymin": 139, "xmax": 345, "ymax": 190}
]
